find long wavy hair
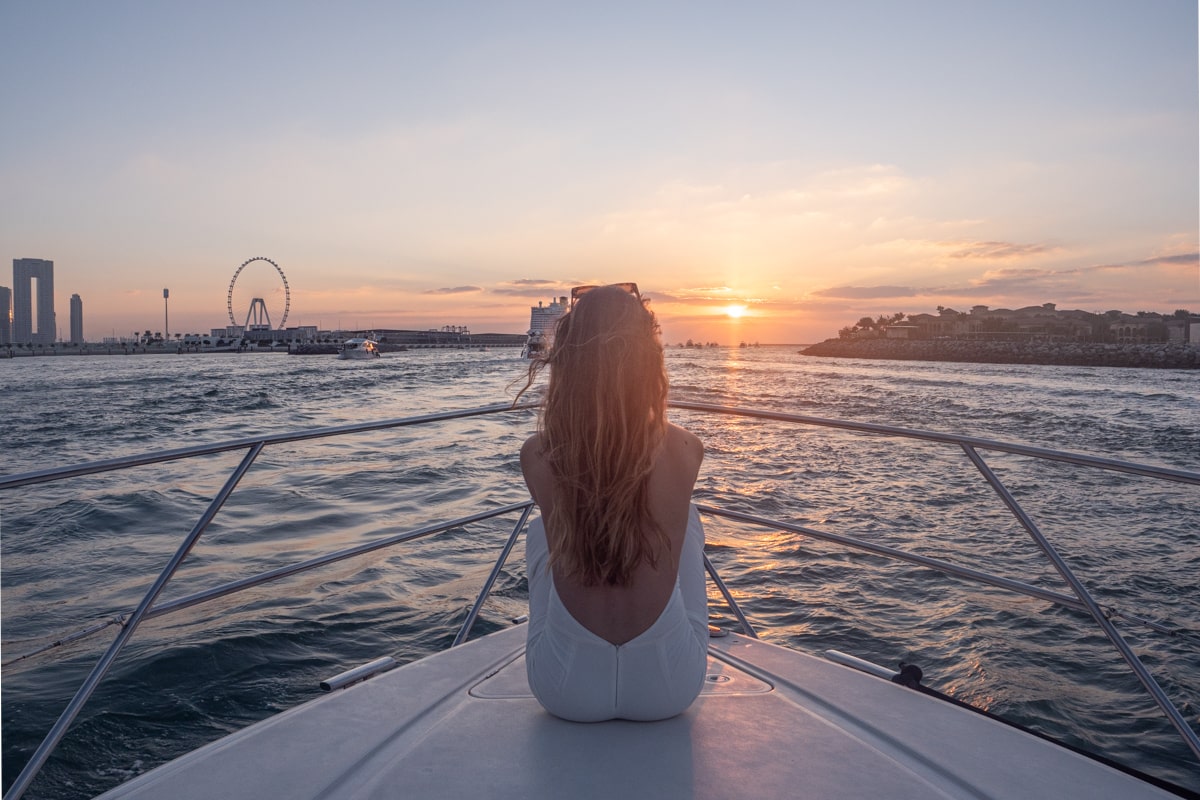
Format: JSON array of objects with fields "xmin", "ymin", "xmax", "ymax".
[{"xmin": 517, "ymin": 285, "xmax": 670, "ymax": 586}]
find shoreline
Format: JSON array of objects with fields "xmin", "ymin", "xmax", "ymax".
[
  {"xmin": 1, "ymin": 343, "xmax": 520, "ymax": 358},
  {"xmin": 800, "ymin": 338, "xmax": 1200, "ymax": 369}
]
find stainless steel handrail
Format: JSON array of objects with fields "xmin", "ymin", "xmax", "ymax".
[
  {"xmin": 963, "ymin": 444, "xmax": 1200, "ymax": 761},
  {"xmin": 670, "ymin": 400, "xmax": 1200, "ymax": 485},
  {"xmin": 0, "ymin": 402, "xmax": 541, "ymax": 491},
  {"xmin": 2, "ymin": 404, "xmax": 535, "ymax": 800},
  {"xmin": 145, "ymin": 502, "xmax": 537, "ymax": 623},
  {"xmin": 3, "ymin": 401, "xmax": 1198, "ymax": 799},
  {"xmin": 694, "ymin": 504, "xmax": 1091, "ymax": 612},
  {"xmin": 673, "ymin": 402, "xmax": 1200, "ymax": 761}
]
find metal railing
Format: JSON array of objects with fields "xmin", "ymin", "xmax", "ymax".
[
  {"xmin": 674, "ymin": 401, "xmax": 1200, "ymax": 767},
  {"xmin": 1, "ymin": 403, "xmax": 536, "ymax": 800},
  {"xmin": 2, "ymin": 401, "xmax": 1198, "ymax": 799}
]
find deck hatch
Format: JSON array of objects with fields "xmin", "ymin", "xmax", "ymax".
[{"xmin": 469, "ymin": 652, "xmax": 774, "ymax": 699}]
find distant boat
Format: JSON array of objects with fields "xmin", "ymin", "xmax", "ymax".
[{"xmin": 337, "ymin": 337, "xmax": 380, "ymax": 360}]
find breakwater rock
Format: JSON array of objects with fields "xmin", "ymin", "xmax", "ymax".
[{"xmin": 800, "ymin": 338, "xmax": 1200, "ymax": 369}]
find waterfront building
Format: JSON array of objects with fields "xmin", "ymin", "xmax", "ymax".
[
  {"xmin": 0, "ymin": 285, "xmax": 11, "ymax": 344},
  {"xmin": 12, "ymin": 258, "xmax": 55, "ymax": 345},
  {"xmin": 70, "ymin": 293, "xmax": 83, "ymax": 344},
  {"xmin": 1110, "ymin": 313, "xmax": 1167, "ymax": 344}
]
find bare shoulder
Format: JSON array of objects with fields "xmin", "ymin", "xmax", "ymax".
[
  {"xmin": 665, "ymin": 423, "xmax": 704, "ymax": 471},
  {"xmin": 520, "ymin": 433, "xmax": 549, "ymax": 476},
  {"xmin": 647, "ymin": 424, "xmax": 703, "ymax": 511},
  {"xmin": 667, "ymin": 423, "xmax": 703, "ymax": 453},
  {"xmin": 520, "ymin": 434, "xmax": 552, "ymax": 506},
  {"xmin": 520, "ymin": 433, "xmax": 544, "ymax": 462}
]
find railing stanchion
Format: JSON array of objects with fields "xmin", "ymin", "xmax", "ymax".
[
  {"xmin": 453, "ymin": 503, "xmax": 535, "ymax": 646},
  {"xmin": 704, "ymin": 552, "xmax": 758, "ymax": 638}
]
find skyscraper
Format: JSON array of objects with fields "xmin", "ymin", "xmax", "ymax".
[
  {"xmin": 0, "ymin": 285, "xmax": 11, "ymax": 345},
  {"xmin": 70, "ymin": 293, "xmax": 84, "ymax": 343},
  {"xmin": 13, "ymin": 258, "xmax": 55, "ymax": 344}
]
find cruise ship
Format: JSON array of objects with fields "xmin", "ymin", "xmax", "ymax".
[{"xmin": 521, "ymin": 295, "xmax": 568, "ymax": 358}]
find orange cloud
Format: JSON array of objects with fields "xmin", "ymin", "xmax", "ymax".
[{"xmin": 946, "ymin": 241, "xmax": 1058, "ymax": 260}]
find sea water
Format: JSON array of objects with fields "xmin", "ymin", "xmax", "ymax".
[{"xmin": 2, "ymin": 347, "xmax": 1198, "ymax": 796}]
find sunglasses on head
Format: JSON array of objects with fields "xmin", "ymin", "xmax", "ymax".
[{"xmin": 570, "ymin": 282, "xmax": 641, "ymax": 307}]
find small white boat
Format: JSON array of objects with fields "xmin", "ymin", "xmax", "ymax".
[
  {"xmin": 337, "ymin": 337, "xmax": 380, "ymax": 359},
  {"xmin": 521, "ymin": 330, "xmax": 549, "ymax": 359},
  {"xmin": 3, "ymin": 403, "xmax": 1197, "ymax": 799}
]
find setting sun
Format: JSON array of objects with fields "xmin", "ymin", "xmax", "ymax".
[{"xmin": 723, "ymin": 304, "xmax": 748, "ymax": 319}]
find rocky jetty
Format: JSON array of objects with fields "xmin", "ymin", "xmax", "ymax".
[{"xmin": 800, "ymin": 338, "xmax": 1200, "ymax": 369}]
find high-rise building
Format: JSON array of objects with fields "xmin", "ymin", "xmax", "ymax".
[
  {"xmin": 70, "ymin": 293, "xmax": 84, "ymax": 343},
  {"xmin": 0, "ymin": 285, "xmax": 11, "ymax": 345},
  {"xmin": 13, "ymin": 258, "xmax": 55, "ymax": 344}
]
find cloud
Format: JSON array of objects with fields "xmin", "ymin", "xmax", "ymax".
[
  {"xmin": 423, "ymin": 285, "xmax": 482, "ymax": 295},
  {"xmin": 590, "ymin": 163, "xmax": 919, "ymax": 264},
  {"xmin": 505, "ymin": 278, "xmax": 562, "ymax": 288},
  {"xmin": 814, "ymin": 164, "xmax": 913, "ymax": 198},
  {"xmin": 652, "ymin": 286, "xmax": 736, "ymax": 304},
  {"xmin": 808, "ymin": 250, "xmax": 1199, "ymax": 309},
  {"xmin": 812, "ymin": 285, "xmax": 921, "ymax": 299},
  {"xmin": 946, "ymin": 241, "xmax": 1057, "ymax": 260},
  {"xmin": 942, "ymin": 268, "xmax": 1065, "ymax": 298},
  {"xmin": 1132, "ymin": 252, "xmax": 1198, "ymax": 268},
  {"xmin": 489, "ymin": 279, "xmax": 580, "ymax": 297}
]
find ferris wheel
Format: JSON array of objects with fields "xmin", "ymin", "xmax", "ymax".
[{"xmin": 227, "ymin": 257, "xmax": 290, "ymax": 329}]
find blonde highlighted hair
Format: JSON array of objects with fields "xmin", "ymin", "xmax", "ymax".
[{"xmin": 518, "ymin": 285, "xmax": 669, "ymax": 585}]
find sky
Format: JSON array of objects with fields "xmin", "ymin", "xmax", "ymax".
[{"xmin": 2, "ymin": 1, "xmax": 1197, "ymax": 345}]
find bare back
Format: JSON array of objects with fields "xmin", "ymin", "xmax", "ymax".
[{"xmin": 521, "ymin": 423, "xmax": 703, "ymax": 645}]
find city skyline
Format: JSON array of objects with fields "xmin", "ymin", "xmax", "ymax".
[
  {"xmin": 2, "ymin": 2, "xmax": 1197, "ymax": 344},
  {"xmin": 3, "ymin": 257, "xmax": 1191, "ymax": 347}
]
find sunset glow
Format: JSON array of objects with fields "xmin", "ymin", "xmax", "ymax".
[{"xmin": 1, "ymin": 3, "xmax": 1195, "ymax": 345}]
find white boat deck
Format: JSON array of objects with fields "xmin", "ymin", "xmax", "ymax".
[{"xmin": 97, "ymin": 625, "xmax": 1175, "ymax": 800}]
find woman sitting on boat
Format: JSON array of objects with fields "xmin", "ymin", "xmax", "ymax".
[{"xmin": 518, "ymin": 283, "xmax": 708, "ymax": 722}]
